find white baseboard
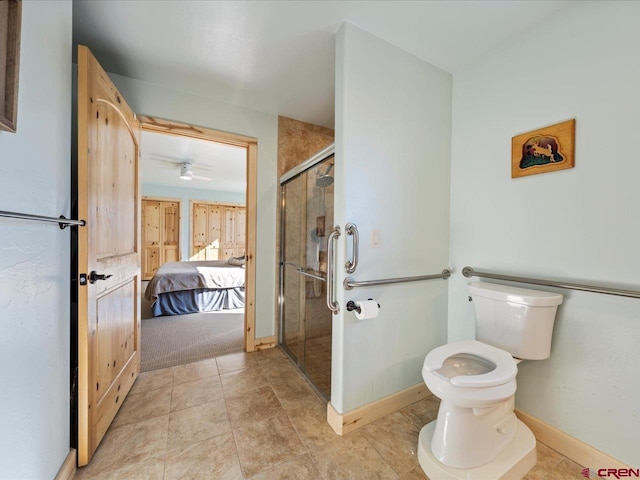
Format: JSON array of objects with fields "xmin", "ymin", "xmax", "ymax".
[
  {"xmin": 54, "ymin": 449, "xmax": 76, "ymax": 480},
  {"xmin": 515, "ymin": 409, "xmax": 629, "ymax": 470},
  {"xmin": 327, "ymin": 383, "xmax": 431, "ymax": 435}
]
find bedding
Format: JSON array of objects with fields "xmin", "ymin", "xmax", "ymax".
[{"xmin": 145, "ymin": 260, "xmax": 245, "ymax": 316}]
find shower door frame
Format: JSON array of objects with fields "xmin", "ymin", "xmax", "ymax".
[{"xmin": 278, "ymin": 144, "xmax": 335, "ymax": 397}]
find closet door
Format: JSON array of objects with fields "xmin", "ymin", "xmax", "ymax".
[
  {"xmin": 206, "ymin": 205, "xmax": 222, "ymax": 260},
  {"xmin": 162, "ymin": 202, "xmax": 180, "ymax": 263},
  {"xmin": 142, "ymin": 200, "xmax": 161, "ymax": 280},
  {"xmin": 222, "ymin": 206, "xmax": 236, "ymax": 259},
  {"xmin": 234, "ymin": 207, "xmax": 246, "ymax": 257},
  {"xmin": 191, "ymin": 203, "xmax": 208, "ymax": 260}
]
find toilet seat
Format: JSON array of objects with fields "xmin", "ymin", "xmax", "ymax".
[{"xmin": 424, "ymin": 340, "xmax": 517, "ymax": 388}]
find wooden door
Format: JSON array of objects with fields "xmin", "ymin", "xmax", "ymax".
[
  {"xmin": 162, "ymin": 202, "xmax": 180, "ymax": 263},
  {"xmin": 206, "ymin": 205, "xmax": 222, "ymax": 260},
  {"xmin": 222, "ymin": 206, "xmax": 236, "ymax": 259},
  {"xmin": 191, "ymin": 203, "xmax": 208, "ymax": 260},
  {"xmin": 142, "ymin": 200, "xmax": 160, "ymax": 279},
  {"xmin": 235, "ymin": 208, "xmax": 246, "ymax": 257},
  {"xmin": 77, "ymin": 45, "xmax": 141, "ymax": 466}
]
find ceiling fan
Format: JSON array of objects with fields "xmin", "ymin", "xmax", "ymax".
[
  {"xmin": 145, "ymin": 154, "xmax": 213, "ymax": 181},
  {"xmin": 178, "ymin": 162, "xmax": 212, "ymax": 181}
]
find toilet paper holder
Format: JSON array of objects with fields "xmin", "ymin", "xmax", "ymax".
[{"xmin": 346, "ymin": 299, "xmax": 380, "ymax": 314}]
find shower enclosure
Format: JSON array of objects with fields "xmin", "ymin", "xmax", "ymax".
[{"xmin": 279, "ymin": 145, "xmax": 335, "ymax": 399}]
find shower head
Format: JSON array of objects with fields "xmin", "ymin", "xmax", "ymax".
[{"xmin": 316, "ymin": 163, "xmax": 334, "ymax": 187}]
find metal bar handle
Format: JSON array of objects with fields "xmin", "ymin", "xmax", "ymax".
[
  {"xmin": 463, "ymin": 266, "xmax": 640, "ymax": 299},
  {"xmin": 326, "ymin": 226, "xmax": 341, "ymax": 314},
  {"xmin": 296, "ymin": 268, "xmax": 326, "ymax": 282},
  {"xmin": 0, "ymin": 210, "xmax": 86, "ymax": 229},
  {"xmin": 345, "ymin": 222, "xmax": 359, "ymax": 274},
  {"xmin": 344, "ymin": 269, "xmax": 451, "ymax": 290},
  {"xmin": 283, "ymin": 262, "xmax": 327, "ymax": 282}
]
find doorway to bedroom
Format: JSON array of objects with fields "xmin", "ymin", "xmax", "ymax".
[{"xmin": 138, "ymin": 116, "xmax": 257, "ymax": 372}]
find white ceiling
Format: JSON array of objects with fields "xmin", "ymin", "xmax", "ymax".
[
  {"xmin": 76, "ymin": 0, "xmax": 572, "ymax": 192},
  {"xmin": 140, "ymin": 130, "xmax": 247, "ymax": 192},
  {"xmin": 73, "ymin": 0, "xmax": 571, "ymax": 129}
]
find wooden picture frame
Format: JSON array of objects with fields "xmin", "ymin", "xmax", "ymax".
[
  {"xmin": 511, "ymin": 119, "xmax": 575, "ymax": 178},
  {"xmin": 0, "ymin": 0, "xmax": 21, "ymax": 133}
]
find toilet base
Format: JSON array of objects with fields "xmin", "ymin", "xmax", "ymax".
[{"xmin": 418, "ymin": 420, "xmax": 536, "ymax": 480}]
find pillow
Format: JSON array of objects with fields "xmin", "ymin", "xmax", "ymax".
[{"xmin": 228, "ymin": 255, "xmax": 245, "ymax": 267}]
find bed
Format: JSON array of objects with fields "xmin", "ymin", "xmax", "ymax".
[{"xmin": 144, "ymin": 260, "xmax": 245, "ymax": 316}]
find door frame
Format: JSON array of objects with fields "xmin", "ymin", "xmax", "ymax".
[{"xmin": 138, "ymin": 115, "xmax": 258, "ymax": 352}]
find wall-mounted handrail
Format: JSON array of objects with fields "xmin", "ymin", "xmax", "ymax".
[
  {"xmin": 462, "ymin": 266, "xmax": 640, "ymax": 299},
  {"xmin": 0, "ymin": 210, "xmax": 86, "ymax": 229},
  {"xmin": 345, "ymin": 222, "xmax": 359, "ymax": 274},
  {"xmin": 326, "ymin": 226, "xmax": 341, "ymax": 314},
  {"xmin": 344, "ymin": 269, "xmax": 451, "ymax": 290}
]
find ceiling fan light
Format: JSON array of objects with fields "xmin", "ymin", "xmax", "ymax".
[{"xmin": 180, "ymin": 162, "xmax": 193, "ymax": 180}]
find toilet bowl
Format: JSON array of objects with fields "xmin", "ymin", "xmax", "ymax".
[
  {"xmin": 422, "ymin": 340, "xmax": 519, "ymax": 468},
  {"xmin": 418, "ymin": 282, "xmax": 563, "ymax": 479}
]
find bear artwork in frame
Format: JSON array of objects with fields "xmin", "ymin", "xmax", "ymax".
[{"xmin": 511, "ymin": 119, "xmax": 575, "ymax": 178}]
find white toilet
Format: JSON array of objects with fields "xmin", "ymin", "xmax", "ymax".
[{"xmin": 418, "ymin": 281, "xmax": 563, "ymax": 479}]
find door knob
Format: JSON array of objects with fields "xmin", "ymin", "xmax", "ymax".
[{"xmin": 89, "ymin": 271, "xmax": 112, "ymax": 284}]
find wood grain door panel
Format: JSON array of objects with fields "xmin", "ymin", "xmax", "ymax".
[{"xmin": 77, "ymin": 45, "xmax": 141, "ymax": 466}]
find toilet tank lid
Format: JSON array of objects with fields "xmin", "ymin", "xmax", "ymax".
[{"xmin": 468, "ymin": 281, "xmax": 563, "ymax": 307}]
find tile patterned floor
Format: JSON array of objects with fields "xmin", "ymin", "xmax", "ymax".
[{"xmin": 74, "ymin": 347, "xmax": 589, "ymax": 480}]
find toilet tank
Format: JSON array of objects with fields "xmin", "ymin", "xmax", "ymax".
[{"xmin": 468, "ymin": 281, "xmax": 563, "ymax": 360}]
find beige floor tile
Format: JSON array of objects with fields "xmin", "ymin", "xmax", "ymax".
[
  {"xmin": 80, "ymin": 415, "xmax": 169, "ymax": 477},
  {"xmin": 111, "ymin": 385, "xmax": 172, "ymax": 428},
  {"xmin": 264, "ymin": 360, "xmax": 303, "ymax": 386},
  {"xmin": 164, "ymin": 432, "xmax": 243, "ymax": 480},
  {"xmin": 526, "ymin": 457, "xmax": 589, "ymax": 480},
  {"xmin": 233, "ymin": 411, "xmax": 307, "ymax": 478},
  {"xmin": 400, "ymin": 466, "xmax": 429, "ymax": 480},
  {"xmin": 216, "ymin": 351, "xmax": 259, "ymax": 374},
  {"xmin": 249, "ymin": 454, "xmax": 322, "ymax": 480},
  {"xmin": 226, "ymin": 385, "xmax": 283, "ymax": 428},
  {"xmin": 254, "ymin": 346, "xmax": 289, "ymax": 360},
  {"xmin": 76, "ymin": 457, "xmax": 165, "ymax": 480},
  {"xmin": 167, "ymin": 397, "xmax": 232, "ymax": 451},
  {"xmin": 170, "ymin": 374, "xmax": 224, "ymax": 412},
  {"xmin": 129, "ymin": 367, "xmax": 174, "ymax": 395},
  {"xmin": 220, "ymin": 367, "xmax": 269, "ymax": 397},
  {"xmin": 362, "ymin": 411, "xmax": 422, "ymax": 475},
  {"xmin": 270, "ymin": 376, "xmax": 324, "ymax": 411},
  {"xmin": 287, "ymin": 400, "xmax": 337, "ymax": 451},
  {"xmin": 173, "ymin": 357, "xmax": 219, "ymax": 385},
  {"xmin": 311, "ymin": 433, "xmax": 400, "ymax": 479},
  {"xmin": 399, "ymin": 396, "xmax": 440, "ymax": 428}
]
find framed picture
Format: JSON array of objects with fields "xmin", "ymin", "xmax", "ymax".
[
  {"xmin": 511, "ymin": 119, "xmax": 575, "ymax": 178},
  {"xmin": 0, "ymin": 0, "xmax": 21, "ymax": 133}
]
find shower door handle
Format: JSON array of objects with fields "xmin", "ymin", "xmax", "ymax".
[
  {"xmin": 345, "ymin": 223, "xmax": 359, "ymax": 274},
  {"xmin": 326, "ymin": 226, "xmax": 341, "ymax": 314}
]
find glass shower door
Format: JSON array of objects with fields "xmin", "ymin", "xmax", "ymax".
[{"xmin": 280, "ymin": 152, "xmax": 334, "ymax": 399}]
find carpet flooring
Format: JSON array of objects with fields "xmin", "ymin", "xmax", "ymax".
[{"xmin": 140, "ymin": 309, "xmax": 245, "ymax": 372}]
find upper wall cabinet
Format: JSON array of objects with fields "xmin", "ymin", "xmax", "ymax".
[{"xmin": 0, "ymin": 0, "xmax": 21, "ymax": 132}]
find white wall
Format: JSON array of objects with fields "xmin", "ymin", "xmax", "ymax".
[
  {"xmin": 141, "ymin": 183, "xmax": 245, "ymax": 261},
  {"xmin": 108, "ymin": 74, "xmax": 278, "ymax": 338},
  {"xmin": 332, "ymin": 23, "xmax": 451, "ymax": 413},
  {"xmin": 449, "ymin": 1, "xmax": 640, "ymax": 465},
  {"xmin": 0, "ymin": 2, "xmax": 72, "ymax": 478}
]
